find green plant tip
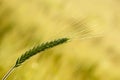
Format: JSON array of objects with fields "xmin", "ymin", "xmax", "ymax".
[{"xmin": 14, "ymin": 37, "xmax": 69, "ymax": 67}]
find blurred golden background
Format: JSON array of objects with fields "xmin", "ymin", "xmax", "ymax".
[{"xmin": 0, "ymin": 0, "xmax": 120, "ymax": 80}]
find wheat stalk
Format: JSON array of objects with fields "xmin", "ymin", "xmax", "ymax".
[{"xmin": 2, "ymin": 37, "xmax": 69, "ymax": 80}]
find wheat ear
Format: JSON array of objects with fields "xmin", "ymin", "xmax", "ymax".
[{"xmin": 2, "ymin": 37, "xmax": 69, "ymax": 80}]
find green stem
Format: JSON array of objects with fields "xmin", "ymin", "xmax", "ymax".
[{"xmin": 2, "ymin": 66, "xmax": 15, "ymax": 80}]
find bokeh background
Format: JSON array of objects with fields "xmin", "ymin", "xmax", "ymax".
[{"xmin": 0, "ymin": 0, "xmax": 120, "ymax": 80}]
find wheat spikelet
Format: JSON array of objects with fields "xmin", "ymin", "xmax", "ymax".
[{"xmin": 2, "ymin": 37, "xmax": 69, "ymax": 80}]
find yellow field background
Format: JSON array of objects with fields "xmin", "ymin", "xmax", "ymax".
[{"xmin": 0, "ymin": 0, "xmax": 120, "ymax": 80}]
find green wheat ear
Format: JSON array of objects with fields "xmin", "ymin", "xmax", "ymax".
[
  {"xmin": 2, "ymin": 37, "xmax": 69, "ymax": 80},
  {"xmin": 15, "ymin": 37, "xmax": 69, "ymax": 67}
]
